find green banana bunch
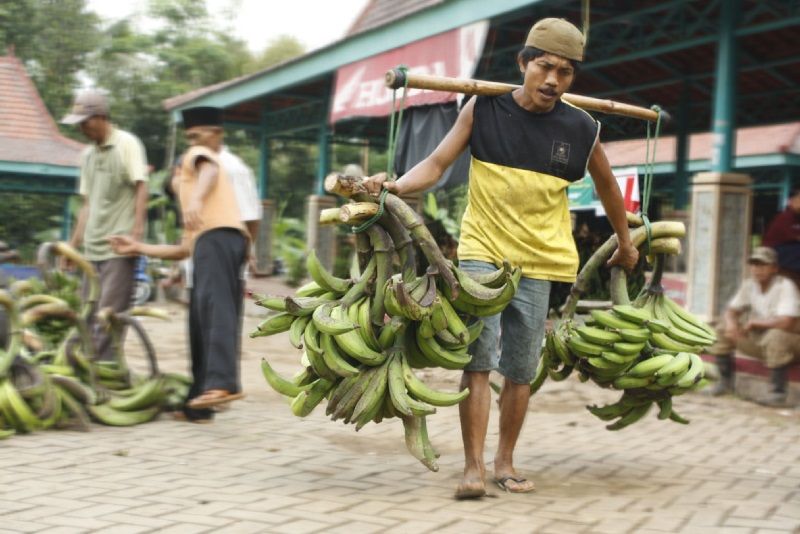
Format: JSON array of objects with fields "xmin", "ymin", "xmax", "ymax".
[
  {"xmin": 306, "ymin": 249, "xmax": 352, "ymax": 294},
  {"xmin": 0, "ymin": 243, "xmax": 193, "ymax": 441},
  {"xmin": 538, "ymin": 291, "xmax": 710, "ymax": 431},
  {"xmin": 250, "ymin": 186, "xmax": 531, "ymax": 469},
  {"xmin": 446, "ymin": 265, "xmax": 521, "ymax": 317},
  {"xmin": 641, "ymin": 292, "xmax": 716, "ymax": 350}
]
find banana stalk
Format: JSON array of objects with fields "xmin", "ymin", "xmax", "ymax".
[
  {"xmin": 38, "ymin": 242, "xmax": 100, "ymax": 320},
  {"xmin": 562, "ymin": 221, "xmax": 685, "ymax": 318},
  {"xmin": 354, "ymin": 233, "xmax": 372, "ymax": 275},
  {"xmin": 378, "ymin": 210, "xmax": 417, "ymax": 283},
  {"xmin": 365, "ymin": 224, "xmax": 394, "ymax": 327},
  {"xmin": 323, "ymin": 173, "xmax": 459, "ymax": 299}
]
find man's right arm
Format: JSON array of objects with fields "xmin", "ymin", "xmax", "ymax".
[
  {"xmin": 724, "ymin": 282, "xmax": 749, "ymax": 341},
  {"xmin": 724, "ymin": 307, "xmax": 744, "ymax": 341},
  {"xmin": 69, "ymin": 197, "xmax": 89, "ymax": 248},
  {"xmin": 365, "ymin": 97, "xmax": 475, "ymax": 196},
  {"xmin": 183, "ymin": 158, "xmax": 219, "ymax": 231}
]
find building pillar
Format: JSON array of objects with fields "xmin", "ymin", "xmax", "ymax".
[
  {"xmin": 256, "ymin": 199, "xmax": 275, "ymax": 275},
  {"xmin": 306, "ymin": 194, "xmax": 338, "ymax": 272},
  {"xmin": 673, "ymin": 80, "xmax": 690, "ymax": 209},
  {"xmin": 316, "ymin": 125, "xmax": 331, "ymax": 196},
  {"xmin": 258, "ymin": 131, "xmax": 270, "ymax": 198},
  {"xmin": 686, "ymin": 172, "xmax": 752, "ymax": 321},
  {"xmin": 709, "ymin": 0, "xmax": 740, "ymax": 173},
  {"xmin": 61, "ymin": 196, "xmax": 72, "ymax": 241}
]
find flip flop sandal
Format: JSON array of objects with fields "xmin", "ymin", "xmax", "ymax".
[
  {"xmin": 171, "ymin": 412, "xmax": 214, "ymax": 424},
  {"xmin": 494, "ymin": 476, "xmax": 535, "ymax": 494},
  {"xmin": 187, "ymin": 390, "xmax": 245, "ymax": 409}
]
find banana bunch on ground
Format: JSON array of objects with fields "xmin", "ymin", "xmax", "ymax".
[
  {"xmin": 252, "ymin": 174, "xmax": 521, "ymax": 470},
  {"xmin": 534, "ymin": 220, "xmax": 715, "ymax": 430},
  {"xmin": 0, "ymin": 242, "xmax": 191, "ymax": 440},
  {"xmin": 10, "ymin": 270, "xmax": 82, "ymax": 348}
]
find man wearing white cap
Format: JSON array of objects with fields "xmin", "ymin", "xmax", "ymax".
[
  {"xmin": 708, "ymin": 246, "xmax": 800, "ymax": 406},
  {"xmin": 366, "ymin": 18, "xmax": 638, "ymax": 498},
  {"xmin": 62, "ymin": 91, "xmax": 149, "ymax": 361}
]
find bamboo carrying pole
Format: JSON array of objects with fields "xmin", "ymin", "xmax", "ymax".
[{"xmin": 385, "ymin": 69, "xmax": 669, "ymax": 123}]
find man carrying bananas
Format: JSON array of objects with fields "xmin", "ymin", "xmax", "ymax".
[
  {"xmin": 110, "ymin": 106, "xmax": 249, "ymax": 422},
  {"xmin": 707, "ymin": 246, "xmax": 800, "ymax": 406},
  {"xmin": 365, "ymin": 18, "xmax": 637, "ymax": 498}
]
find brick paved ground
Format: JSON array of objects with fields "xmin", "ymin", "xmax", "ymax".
[{"xmin": 1, "ymin": 278, "xmax": 798, "ymax": 533}]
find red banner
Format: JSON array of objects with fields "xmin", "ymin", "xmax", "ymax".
[{"xmin": 330, "ymin": 21, "xmax": 488, "ymax": 124}]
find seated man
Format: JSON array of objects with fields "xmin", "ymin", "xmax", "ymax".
[{"xmin": 708, "ymin": 246, "xmax": 800, "ymax": 406}]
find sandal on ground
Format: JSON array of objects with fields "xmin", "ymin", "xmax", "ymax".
[
  {"xmin": 494, "ymin": 476, "xmax": 535, "ymax": 494},
  {"xmin": 171, "ymin": 411, "xmax": 214, "ymax": 424},
  {"xmin": 454, "ymin": 480, "xmax": 486, "ymax": 500},
  {"xmin": 187, "ymin": 389, "xmax": 244, "ymax": 410}
]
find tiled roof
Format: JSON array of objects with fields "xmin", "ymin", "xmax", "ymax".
[
  {"xmin": 603, "ymin": 122, "xmax": 800, "ymax": 167},
  {"xmin": 0, "ymin": 54, "xmax": 83, "ymax": 168},
  {"xmin": 346, "ymin": 0, "xmax": 445, "ymax": 37}
]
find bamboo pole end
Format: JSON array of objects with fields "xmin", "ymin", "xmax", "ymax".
[{"xmin": 385, "ymin": 68, "xmax": 404, "ymax": 89}]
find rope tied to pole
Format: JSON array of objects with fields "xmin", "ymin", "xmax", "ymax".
[
  {"xmin": 352, "ymin": 65, "xmax": 410, "ymax": 234},
  {"xmin": 639, "ymin": 104, "xmax": 663, "ymax": 252}
]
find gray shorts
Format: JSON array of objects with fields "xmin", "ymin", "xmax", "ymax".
[{"xmin": 460, "ymin": 260, "xmax": 551, "ymax": 384}]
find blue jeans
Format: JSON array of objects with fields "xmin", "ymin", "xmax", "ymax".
[{"xmin": 459, "ymin": 260, "xmax": 551, "ymax": 384}]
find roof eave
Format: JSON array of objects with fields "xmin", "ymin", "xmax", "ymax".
[{"xmin": 163, "ymin": 0, "xmax": 538, "ymax": 113}]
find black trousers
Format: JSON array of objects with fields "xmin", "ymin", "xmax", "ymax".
[{"xmin": 184, "ymin": 229, "xmax": 246, "ymax": 419}]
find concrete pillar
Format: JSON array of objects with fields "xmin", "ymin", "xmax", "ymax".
[
  {"xmin": 686, "ymin": 172, "xmax": 752, "ymax": 321},
  {"xmin": 61, "ymin": 196, "xmax": 72, "ymax": 240},
  {"xmin": 255, "ymin": 199, "xmax": 275, "ymax": 275},
  {"xmin": 306, "ymin": 194, "xmax": 338, "ymax": 272}
]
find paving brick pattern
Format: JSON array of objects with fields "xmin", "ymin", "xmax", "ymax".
[{"xmin": 1, "ymin": 288, "xmax": 798, "ymax": 533}]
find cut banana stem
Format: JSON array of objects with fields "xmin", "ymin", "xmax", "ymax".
[
  {"xmin": 338, "ymin": 202, "xmax": 379, "ymax": 225},
  {"xmin": 319, "ymin": 207, "xmax": 343, "ymax": 225}
]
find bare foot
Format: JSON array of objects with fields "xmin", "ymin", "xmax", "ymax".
[
  {"xmin": 455, "ymin": 477, "xmax": 486, "ymax": 500},
  {"xmin": 455, "ymin": 465, "xmax": 486, "ymax": 500}
]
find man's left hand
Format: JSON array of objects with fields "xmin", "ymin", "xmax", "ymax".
[
  {"xmin": 607, "ymin": 241, "xmax": 639, "ymax": 272},
  {"xmin": 108, "ymin": 235, "xmax": 139, "ymax": 256}
]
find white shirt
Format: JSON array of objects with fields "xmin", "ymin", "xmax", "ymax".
[
  {"xmin": 728, "ymin": 275, "xmax": 800, "ymax": 320},
  {"xmin": 219, "ymin": 146, "xmax": 262, "ymax": 222}
]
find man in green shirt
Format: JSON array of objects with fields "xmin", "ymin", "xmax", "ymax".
[{"xmin": 62, "ymin": 91, "xmax": 149, "ymax": 361}]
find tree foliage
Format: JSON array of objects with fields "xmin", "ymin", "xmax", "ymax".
[
  {"xmin": 0, "ymin": 0, "xmax": 101, "ymax": 122},
  {"xmin": 252, "ymin": 35, "xmax": 306, "ymax": 71},
  {"xmin": 0, "ymin": 0, "xmax": 391, "ymax": 265},
  {"xmin": 0, "ymin": 193, "xmax": 66, "ymax": 261},
  {"xmin": 87, "ymin": 0, "xmax": 256, "ymax": 168}
]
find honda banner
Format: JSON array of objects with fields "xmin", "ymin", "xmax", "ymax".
[
  {"xmin": 568, "ymin": 166, "xmax": 641, "ymax": 215},
  {"xmin": 330, "ymin": 21, "xmax": 489, "ymax": 124}
]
